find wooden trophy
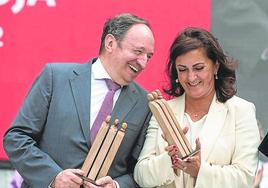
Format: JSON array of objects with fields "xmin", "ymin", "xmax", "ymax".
[
  {"xmin": 148, "ymin": 89, "xmax": 196, "ymax": 159},
  {"xmin": 81, "ymin": 116, "xmax": 127, "ymax": 181}
]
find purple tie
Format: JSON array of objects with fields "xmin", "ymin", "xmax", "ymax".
[{"xmin": 90, "ymin": 79, "xmax": 120, "ymax": 143}]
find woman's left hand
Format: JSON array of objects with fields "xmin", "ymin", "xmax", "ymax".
[{"xmin": 172, "ymin": 138, "xmax": 201, "ymax": 177}]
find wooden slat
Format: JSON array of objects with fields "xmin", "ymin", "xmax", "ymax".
[
  {"xmin": 158, "ymin": 99, "xmax": 192, "ymax": 154},
  {"xmin": 81, "ymin": 117, "xmax": 127, "ymax": 180},
  {"xmin": 148, "ymin": 90, "xmax": 193, "ymax": 158},
  {"xmin": 87, "ymin": 125, "xmax": 117, "ymax": 180},
  {"xmin": 149, "ymin": 101, "xmax": 186, "ymax": 157},
  {"xmin": 81, "ymin": 116, "xmax": 111, "ymax": 175},
  {"xmin": 97, "ymin": 123, "xmax": 127, "ymax": 179}
]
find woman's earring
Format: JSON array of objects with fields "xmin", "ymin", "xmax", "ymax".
[
  {"xmin": 175, "ymin": 78, "xmax": 179, "ymax": 83},
  {"xmin": 215, "ymin": 73, "xmax": 218, "ymax": 80}
]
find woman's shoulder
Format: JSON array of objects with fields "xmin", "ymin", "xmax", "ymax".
[
  {"xmin": 225, "ymin": 95, "xmax": 256, "ymax": 113},
  {"xmin": 227, "ymin": 95, "xmax": 255, "ymax": 107}
]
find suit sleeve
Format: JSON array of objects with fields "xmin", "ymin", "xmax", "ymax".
[{"xmin": 3, "ymin": 64, "xmax": 62, "ymax": 188}]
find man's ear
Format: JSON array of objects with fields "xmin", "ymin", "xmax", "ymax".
[{"xmin": 104, "ymin": 34, "xmax": 117, "ymax": 53}]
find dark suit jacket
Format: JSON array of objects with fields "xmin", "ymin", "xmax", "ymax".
[{"xmin": 3, "ymin": 59, "xmax": 152, "ymax": 188}]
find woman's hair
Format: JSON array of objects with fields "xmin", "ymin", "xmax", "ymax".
[{"xmin": 164, "ymin": 27, "xmax": 237, "ymax": 103}]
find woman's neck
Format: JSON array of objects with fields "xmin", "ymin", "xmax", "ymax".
[{"xmin": 185, "ymin": 91, "xmax": 215, "ymax": 121}]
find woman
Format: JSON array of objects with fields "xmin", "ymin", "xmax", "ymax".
[{"xmin": 134, "ymin": 27, "xmax": 259, "ymax": 188}]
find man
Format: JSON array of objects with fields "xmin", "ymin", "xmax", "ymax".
[{"xmin": 4, "ymin": 13, "xmax": 155, "ymax": 188}]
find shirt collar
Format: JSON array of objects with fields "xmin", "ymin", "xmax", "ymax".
[{"xmin": 92, "ymin": 58, "xmax": 111, "ymax": 80}]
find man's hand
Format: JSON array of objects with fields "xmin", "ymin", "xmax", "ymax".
[
  {"xmin": 52, "ymin": 169, "xmax": 84, "ymax": 188},
  {"xmin": 83, "ymin": 176, "xmax": 117, "ymax": 188}
]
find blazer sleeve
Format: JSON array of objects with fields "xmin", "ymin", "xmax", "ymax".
[
  {"xmin": 195, "ymin": 101, "xmax": 260, "ymax": 188},
  {"xmin": 134, "ymin": 115, "xmax": 176, "ymax": 187},
  {"xmin": 3, "ymin": 64, "xmax": 62, "ymax": 188}
]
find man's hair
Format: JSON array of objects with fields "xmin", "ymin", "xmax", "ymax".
[{"xmin": 99, "ymin": 13, "xmax": 151, "ymax": 54}]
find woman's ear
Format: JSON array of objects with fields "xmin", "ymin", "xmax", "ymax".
[{"xmin": 214, "ymin": 61, "xmax": 220, "ymax": 74}]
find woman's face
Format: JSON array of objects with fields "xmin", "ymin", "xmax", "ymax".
[{"xmin": 175, "ymin": 48, "xmax": 219, "ymax": 100}]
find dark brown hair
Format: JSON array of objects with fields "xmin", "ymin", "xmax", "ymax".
[{"xmin": 165, "ymin": 27, "xmax": 237, "ymax": 102}]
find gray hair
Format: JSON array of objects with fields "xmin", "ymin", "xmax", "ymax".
[{"xmin": 99, "ymin": 13, "xmax": 151, "ymax": 54}]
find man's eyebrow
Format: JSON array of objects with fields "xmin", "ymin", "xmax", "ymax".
[{"xmin": 132, "ymin": 45, "xmax": 145, "ymax": 50}]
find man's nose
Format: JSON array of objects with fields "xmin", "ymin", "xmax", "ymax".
[{"xmin": 137, "ymin": 54, "xmax": 148, "ymax": 69}]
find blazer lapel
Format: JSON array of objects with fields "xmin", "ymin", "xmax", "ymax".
[
  {"xmin": 199, "ymin": 95, "xmax": 228, "ymax": 161},
  {"xmin": 171, "ymin": 94, "xmax": 228, "ymax": 161},
  {"xmin": 172, "ymin": 94, "xmax": 186, "ymax": 126},
  {"xmin": 70, "ymin": 62, "xmax": 92, "ymax": 146},
  {"xmin": 111, "ymin": 83, "xmax": 138, "ymax": 125},
  {"xmin": 172, "ymin": 95, "xmax": 193, "ymax": 149}
]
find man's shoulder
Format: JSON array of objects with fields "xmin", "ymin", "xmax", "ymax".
[
  {"xmin": 46, "ymin": 62, "xmax": 87, "ymax": 70},
  {"xmin": 42, "ymin": 61, "xmax": 92, "ymax": 75}
]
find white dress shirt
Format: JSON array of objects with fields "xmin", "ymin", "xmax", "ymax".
[
  {"xmin": 184, "ymin": 113, "xmax": 206, "ymax": 149},
  {"xmin": 90, "ymin": 58, "xmax": 121, "ymax": 128}
]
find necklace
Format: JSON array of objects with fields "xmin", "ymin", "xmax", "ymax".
[
  {"xmin": 186, "ymin": 110, "xmax": 207, "ymax": 120},
  {"xmin": 185, "ymin": 98, "xmax": 211, "ymax": 120}
]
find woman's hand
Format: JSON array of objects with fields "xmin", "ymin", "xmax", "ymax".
[
  {"xmin": 167, "ymin": 138, "xmax": 201, "ymax": 178},
  {"xmin": 253, "ymin": 164, "xmax": 264, "ymax": 188}
]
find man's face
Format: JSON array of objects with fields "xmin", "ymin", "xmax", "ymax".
[{"xmin": 105, "ymin": 24, "xmax": 155, "ymax": 86}]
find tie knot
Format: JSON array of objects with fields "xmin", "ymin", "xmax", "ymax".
[{"xmin": 105, "ymin": 79, "xmax": 120, "ymax": 92}]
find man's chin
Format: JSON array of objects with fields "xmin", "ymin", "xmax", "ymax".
[
  {"xmin": 122, "ymin": 80, "xmax": 132, "ymax": 86},
  {"xmin": 122, "ymin": 78, "xmax": 135, "ymax": 86},
  {"xmin": 120, "ymin": 73, "xmax": 139, "ymax": 85}
]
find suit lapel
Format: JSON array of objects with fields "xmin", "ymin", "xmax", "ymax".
[
  {"xmin": 199, "ymin": 95, "xmax": 228, "ymax": 160},
  {"xmin": 70, "ymin": 62, "xmax": 92, "ymax": 146},
  {"xmin": 69, "ymin": 61, "xmax": 138, "ymax": 146},
  {"xmin": 111, "ymin": 83, "xmax": 138, "ymax": 125}
]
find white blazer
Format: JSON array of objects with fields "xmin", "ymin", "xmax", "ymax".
[{"xmin": 134, "ymin": 94, "xmax": 260, "ymax": 188}]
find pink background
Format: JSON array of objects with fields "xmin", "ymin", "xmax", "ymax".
[{"xmin": 0, "ymin": 0, "xmax": 210, "ymax": 160}]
